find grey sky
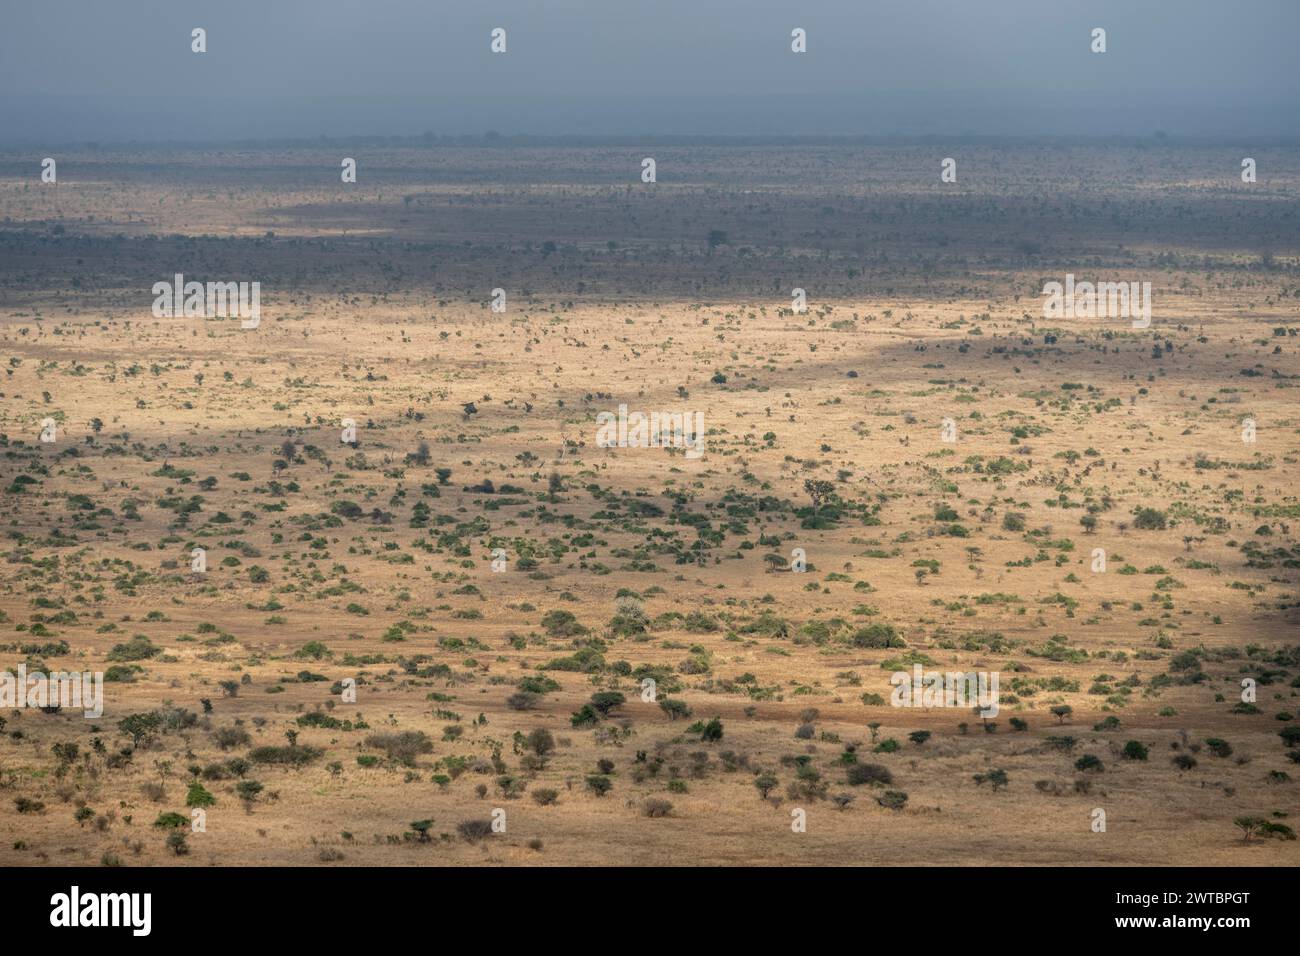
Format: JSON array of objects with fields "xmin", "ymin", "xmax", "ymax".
[{"xmin": 1, "ymin": 0, "xmax": 1296, "ymax": 142}]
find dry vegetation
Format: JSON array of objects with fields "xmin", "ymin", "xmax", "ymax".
[{"xmin": 0, "ymin": 143, "xmax": 1298, "ymax": 866}]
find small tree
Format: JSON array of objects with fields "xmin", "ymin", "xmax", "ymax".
[
  {"xmin": 236, "ymin": 779, "xmax": 263, "ymax": 811},
  {"xmin": 764, "ymin": 552, "xmax": 791, "ymax": 573},
  {"xmin": 526, "ymin": 728, "xmax": 556, "ymax": 756},
  {"xmin": 659, "ymin": 698, "xmax": 692, "ymax": 721},
  {"xmin": 1133, "ymin": 507, "xmax": 1168, "ymax": 530},
  {"xmin": 409, "ymin": 819, "xmax": 433, "ymax": 843},
  {"xmin": 1051, "ymin": 705, "xmax": 1073, "ymax": 724},
  {"xmin": 803, "ymin": 479, "xmax": 835, "ymax": 520},
  {"xmin": 1234, "ymin": 816, "xmax": 1267, "ymax": 843},
  {"xmin": 118, "ymin": 712, "xmax": 163, "ymax": 747},
  {"xmin": 590, "ymin": 692, "xmax": 626, "ymax": 717},
  {"xmin": 973, "ymin": 769, "xmax": 1009, "ymax": 791},
  {"xmin": 1122, "ymin": 740, "xmax": 1149, "ymax": 761},
  {"xmin": 1205, "ymin": 738, "xmax": 1233, "ymax": 758}
]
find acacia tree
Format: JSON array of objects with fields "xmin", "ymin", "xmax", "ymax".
[
  {"xmin": 526, "ymin": 728, "xmax": 556, "ymax": 756},
  {"xmin": 804, "ymin": 479, "xmax": 835, "ymax": 519},
  {"xmin": 410, "ymin": 820, "xmax": 433, "ymax": 843},
  {"xmin": 1234, "ymin": 816, "xmax": 1266, "ymax": 843},
  {"xmin": 118, "ymin": 712, "xmax": 162, "ymax": 747}
]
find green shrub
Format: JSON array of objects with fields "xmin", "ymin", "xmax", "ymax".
[
  {"xmin": 877, "ymin": 790, "xmax": 909, "ymax": 811},
  {"xmin": 973, "ymin": 768, "xmax": 1009, "ymax": 790},
  {"xmin": 248, "ymin": 745, "xmax": 323, "ymax": 767},
  {"xmin": 1133, "ymin": 507, "xmax": 1168, "ymax": 530},
  {"xmin": 590, "ymin": 692, "xmax": 626, "ymax": 716},
  {"xmin": 1122, "ymin": 740, "xmax": 1149, "ymax": 761},
  {"xmin": 185, "ymin": 782, "xmax": 215, "ymax": 807},
  {"xmin": 364, "ymin": 731, "xmax": 432, "ymax": 766},
  {"xmin": 846, "ymin": 763, "xmax": 892, "ymax": 786},
  {"xmin": 1206, "ymin": 738, "xmax": 1233, "ymax": 758}
]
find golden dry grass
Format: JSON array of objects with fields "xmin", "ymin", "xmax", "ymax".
[{"xmin": 0, "ymin": 144, "xmax": 1297, "ymax": 865}]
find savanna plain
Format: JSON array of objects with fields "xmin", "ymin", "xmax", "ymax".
[{"xmin": 0, "ymin": 142, "xmax": 1297, "ymax": 865}]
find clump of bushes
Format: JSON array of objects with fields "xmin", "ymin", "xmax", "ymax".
[
  {"xmin": 457, "ymin": 819, "xmax": 494, "ymax": 843},
  {"xmin": 365, "ymin": 731, "xmax": 433, "ymax": 766},
  {"xmin": 248, "ymin": 744, "xmax": 323, "ymax": 767},
  {"xmin": 643, "ymin": 798, "xmax": 674, "ymax": 818},
  {"xmin": 846, "ymin": 764, "xmax": 892, "ymax": 787},
  {"xmin": 877, "ymin": 790, "xmax": 908, "ymax": 811}
]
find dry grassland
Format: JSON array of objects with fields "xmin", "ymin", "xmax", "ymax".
[{"xmin": 0, "ymin": 144, "xmax": 1297, "ymax": 865}]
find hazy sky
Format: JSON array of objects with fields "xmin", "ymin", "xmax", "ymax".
[{"xmin": 2, "ymin": 0, "xmax": 1296, "ymax": 142}]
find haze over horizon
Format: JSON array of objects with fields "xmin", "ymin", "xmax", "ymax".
[{"xmin": 1, "ymin": 0, "xmax": 1296, "ymax": 145}]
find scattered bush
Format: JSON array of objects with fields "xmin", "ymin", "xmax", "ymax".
[
  {"xmin": 643, "ymin": 798, "xmax": 674, "ymax": 818},
  {"xmin": 847, "ymin": 764, "xmax": 893, "ymax": 787}
]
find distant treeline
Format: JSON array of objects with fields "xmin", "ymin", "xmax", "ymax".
[{"xmin": 11, "ymin": 132, "xmax": 1300, "ymax": 153}]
